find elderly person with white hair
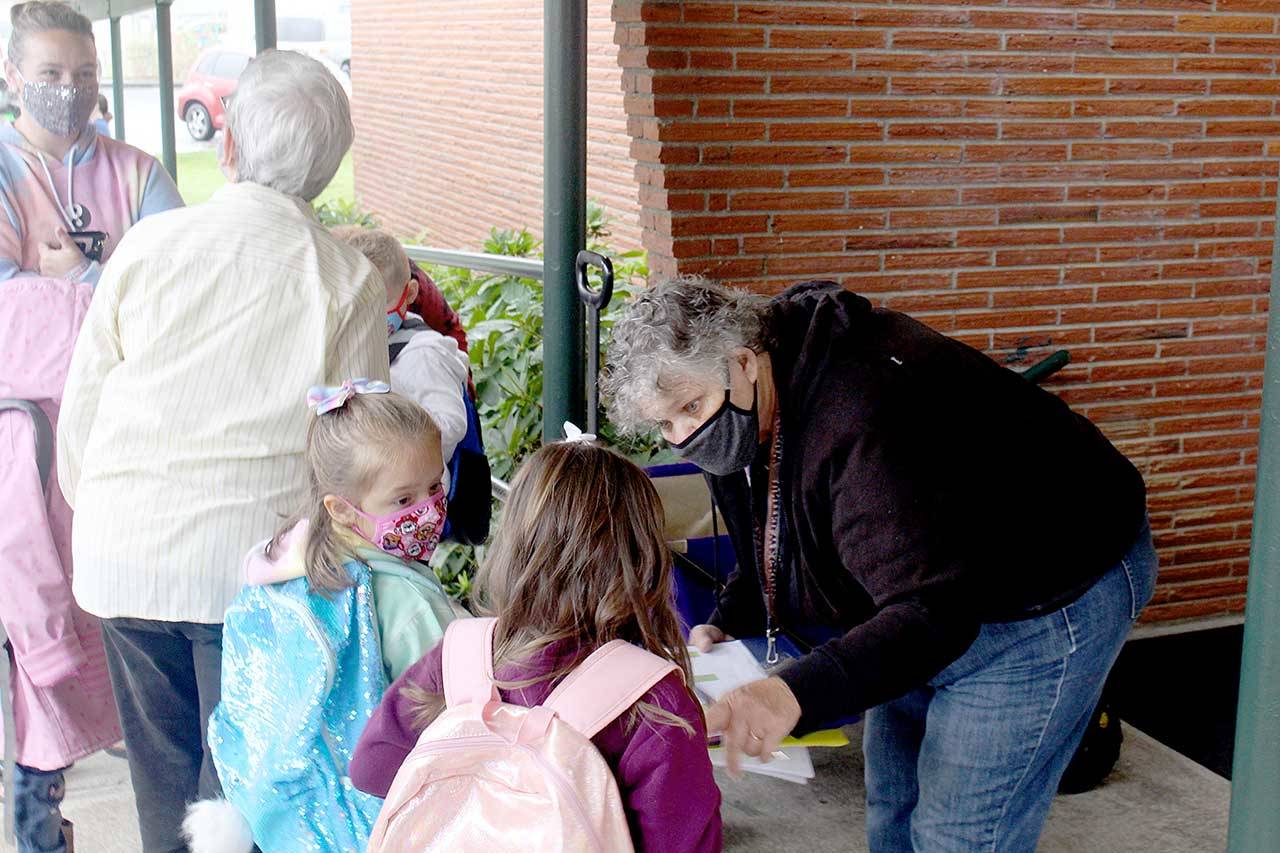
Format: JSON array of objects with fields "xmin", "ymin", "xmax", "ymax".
[
  {"xmin": 603, "ymin": 278, "xmax": 1155, "ymax": 852},
  {"xmin": 56, "ymin": 50, "xmax": 387, "ymax": 851}
]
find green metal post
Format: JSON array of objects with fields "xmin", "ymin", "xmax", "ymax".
[
  {"xmin": 1226, "ymin": 198, "xmax": 1280, "ymax": 851},
  {"xmin": 109, "ymin": 16, "xmax": 125, "ymax": 143},
  {"xmin": 156, "ymin": 1, "xmax": 176, "ymax": 181},
  {"xmin": 255, "ymin": 0, "xmax": 278, "ymax": 54},
  {"xmin": 541, "ymin": 0, "xmax": 587, "ymax": 442}
]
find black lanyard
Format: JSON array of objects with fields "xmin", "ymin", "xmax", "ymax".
[{"xmin": 752, "ymin": 410, "xmax": 784, "ymax": 665}]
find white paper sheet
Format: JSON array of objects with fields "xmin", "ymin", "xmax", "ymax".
[
  {"xmin": 688, "ymin": 640, "xmax": 767, "ymax": 702},
  {"xmin": 689, "ymin": 641, "xmax": 815, "ymax": 784},
  {"xmin": 709, "ymin": 745, "xmax": 815, "ymax": 784}
]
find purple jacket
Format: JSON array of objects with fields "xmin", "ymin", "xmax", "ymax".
[{"xmin": 350, "ymin": 638, "xmax": 723, "ymax": 852}]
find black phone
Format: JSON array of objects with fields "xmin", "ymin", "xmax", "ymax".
[{"xmin": 67, "ymin": 230, "xmax": 107, "ymax": 263}]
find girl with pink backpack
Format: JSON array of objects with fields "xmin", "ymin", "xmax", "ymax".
[{"xmin": 349, "ymin": 439, "xmax": 723, "ymax": 852}]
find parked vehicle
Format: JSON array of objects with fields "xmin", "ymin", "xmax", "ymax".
[
  {"xmin": 278, "ymin": 17, "xmax": 351, "ymax": 76},
  {"xmin": 176, "ymin": 48, "xmax": 249, "ymax": 142},
  {"xmin": 176, "ymin": 46, "xmax": 352, "ymax": 143}
]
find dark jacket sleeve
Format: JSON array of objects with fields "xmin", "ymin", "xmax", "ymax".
[
  {"xmin": 349, "ymin": 643, "xmax": 445, "ymax": 797},
  {"xmin": 778, "ymin": 426, "xmax": 981, "ymax": 731},
  {"xmin": 615, "ymin": 673, "xmax": 723, "ymax": 853}
]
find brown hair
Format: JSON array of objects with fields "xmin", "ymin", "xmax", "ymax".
[
  {"xmin": 408, "ymin": 441, "xmax": 692, "ymax": 732},
  {"xmin": 268, "ymin": 390, "xmax": 441, "ymax": 593},
  {"xmin": 8, "ymin": 2, "xmax": 94, "ymax": 68}
]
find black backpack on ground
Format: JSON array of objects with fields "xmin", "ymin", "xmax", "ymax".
[{"xmin": 1058, "ymin": 693, "xmax": 1124, "ymax": 794}]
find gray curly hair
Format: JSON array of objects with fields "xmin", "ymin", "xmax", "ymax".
[{"xmin": 602, "ymin": 276, "xmax": 769, "ymax": 433}]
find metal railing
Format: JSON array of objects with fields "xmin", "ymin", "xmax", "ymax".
[
  {"xmin": 491, "ymin": 475, "xmax": 511, "ymax": 503},
  {"xmin": 405, "ymin": 245, "xmax": 544, "ymax": 281}
]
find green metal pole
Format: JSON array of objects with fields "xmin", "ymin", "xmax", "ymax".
[
  {"xmin": 541, "ymin": 0, "xmax": 587, "ymax": 443},
  {"xmin": 1226, "ymin": 196, "xmax": 1280, "ymax": 851},
  {"xmin": 255, "ymin": 0, "xmax": 278, "ymax": 54},
  {"xmin": 156, "ymin": 1, "xmax": 176, "ymax": 181},
  {"xmin": 109, "ymin": 16, "xmax": 125, "ymax": 142}
]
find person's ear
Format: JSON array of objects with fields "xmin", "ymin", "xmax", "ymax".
[
  {"xmin": 5, "ymin": 60, "xmax": 21, "ymax": 95},
  {"xmin": 322, "ymin": 494, "xmax": 358, "ymax": 528},
  {"xmin": 405, "ymin": 277, "xmax": 419, "ymax": 306},
  {"xmin": 217, "ymin": 127, "xmax": 238, "ymax": 181},
  {"xmin": 732, "ymin": 346, "xmax": 760, "ymax": 384}
]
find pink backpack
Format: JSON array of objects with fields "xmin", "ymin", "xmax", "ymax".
[{"xmin": 367, "ymin": 618, "xmax": 680, "ymax": 852}]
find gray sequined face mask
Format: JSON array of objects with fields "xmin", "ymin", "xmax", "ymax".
[{"xmin": 20, "ymin": 76, "xmax": 97, "ymax": 138}]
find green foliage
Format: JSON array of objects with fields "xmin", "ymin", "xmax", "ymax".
[
  {"xmin": 431, "ymin": 544, "xmax": 475, "ymax": 602},
  {"xmin": 426, "ymin": 202, "xmax": 670, "ymax": 601},
  {"xmin": 431, "ymin": 201, "xmax": 665, "ymax": 481},
  {"xmin": 315, "ymin": 197, "xmax": 380, "ymax": 229}
]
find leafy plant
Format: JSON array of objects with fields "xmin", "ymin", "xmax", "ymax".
[
  {"xmin": 425, "ymin": 202, "xmax": 669, "ymax": 600},
  {"xmin": 315, "ymin": 197, "xmax": 380, "ymax": 228},
  {"xmin": 431, "ymin": 201, "xmax": 664, "ymax": 480}
]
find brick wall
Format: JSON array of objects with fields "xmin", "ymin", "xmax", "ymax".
[
  {"xmin": 616, "ymin": 0, "xmax": 1280, "ymax": 625},
  {"xmin": 350, "ymin": 0, "xmax": 642, "ymax": 249}
]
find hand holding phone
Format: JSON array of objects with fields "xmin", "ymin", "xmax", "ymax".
[
  {"xmin": 39, "ymin": 227, "xmax": 90, "ymax": 278},
  {"xmin": 67, "ymin": 229, "xmax": 107, "ymax": 263}
]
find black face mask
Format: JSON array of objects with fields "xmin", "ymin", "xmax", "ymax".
[{"xmin": 670, "ymin": 388, "xmax": 760, "ymax": 476}]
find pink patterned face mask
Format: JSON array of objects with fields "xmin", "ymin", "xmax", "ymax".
[{"xmin": 349, "ymin": 492, "xmax": 447, "ymax": 562}]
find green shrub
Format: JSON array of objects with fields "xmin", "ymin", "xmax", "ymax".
[
  {"xmin": 426, "ymin": 202, "xmax": 669, "ymax": 600},
  {"xmin": 431, "ymin": 203, "xmax": 666, "ymax": 480},
  {"xmin": 315, "ymin": 197, "xmax": 380, "ymax": 228}
]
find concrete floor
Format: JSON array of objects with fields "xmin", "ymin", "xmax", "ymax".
[
  {"xmin": 3, "ymin": 723, "xmax": 1228, "ymax": 852},
  {"xmin": 721, "ymin": 723, "xmax": 1228, "ymax": 852}
]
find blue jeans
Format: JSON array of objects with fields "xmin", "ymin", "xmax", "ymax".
[
  {"xmin": 13, "ymin": 764, "xmax": 67, "ymax": 853},
  {"xmin": 864, "ymin": 523, "xmax": 1157, "ymax": 852}
]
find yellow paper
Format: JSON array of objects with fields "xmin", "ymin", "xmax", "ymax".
[{"xmin": 780, "ymin": 729, "xmax": 850, "ymax": 749}]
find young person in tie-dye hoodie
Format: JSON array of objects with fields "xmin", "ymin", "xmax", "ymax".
[
  {"xmin": 0, "ymin": 1, "xmax": 182, "ymax": 294},
  {"xmin": 0, "ymin": 4, "xmax": 181, "ymax": 852}
]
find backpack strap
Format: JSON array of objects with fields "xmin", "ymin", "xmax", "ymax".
[
  {"xmin": 442, "ymin": 617, "xmax": 499, "ymax": 708},
  {"xmin": 542, "ymin": 641, "xmax": 680, "ymax": 739},
  {"xmin": 387, "ymin": 318, "xmax": 427, "ymax": 363}
]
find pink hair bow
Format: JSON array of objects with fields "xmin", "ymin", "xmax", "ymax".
[{"xmin": 306, "ymin": 378, "xmax": 391, "ymax": 415}]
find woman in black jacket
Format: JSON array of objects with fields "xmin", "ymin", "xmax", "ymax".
[{"xmin": 603, "ymin": 277, "xmax": 1155, "ymax": 852}]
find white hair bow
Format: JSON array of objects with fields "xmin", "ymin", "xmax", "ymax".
[{"xmin": 562, "ymin": 421, "xmax": 597, "ymax": 444}]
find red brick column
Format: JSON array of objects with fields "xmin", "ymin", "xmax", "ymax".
[{"xmin": 614, "ymin": 0, "xmax": 1280, "ymax": 625}]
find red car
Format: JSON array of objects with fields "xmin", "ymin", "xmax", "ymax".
[{"xmin": 176, "ymin": 48, "xmax": 250, "ymax": 142}]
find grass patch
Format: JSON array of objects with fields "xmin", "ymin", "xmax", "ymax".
[{"xmin": 176, "ymin": 150, "xmax": 355, "ymax": 207}]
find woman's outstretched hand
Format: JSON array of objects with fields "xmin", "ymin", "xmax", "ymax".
[
  {"xmin": 688, "ymin": 623, "xmax": 731, "ymax": 652},
  {"xmin": 705, "ymin": 676, "xmax": 802, "ymax": 777}
]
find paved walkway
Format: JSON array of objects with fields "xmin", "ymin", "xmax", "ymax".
[
  {"xmin": 3, "ymin": 723, "xmax": 1228, "ymax": 852},
  {"xmin": 723, "ymin": 723, "xmax": 1228, "ymax": 852}
]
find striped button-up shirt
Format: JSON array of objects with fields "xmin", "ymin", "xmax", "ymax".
[{"xmin": 58, "ymin": 181, "xmax": 390, "ymax": 623}]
